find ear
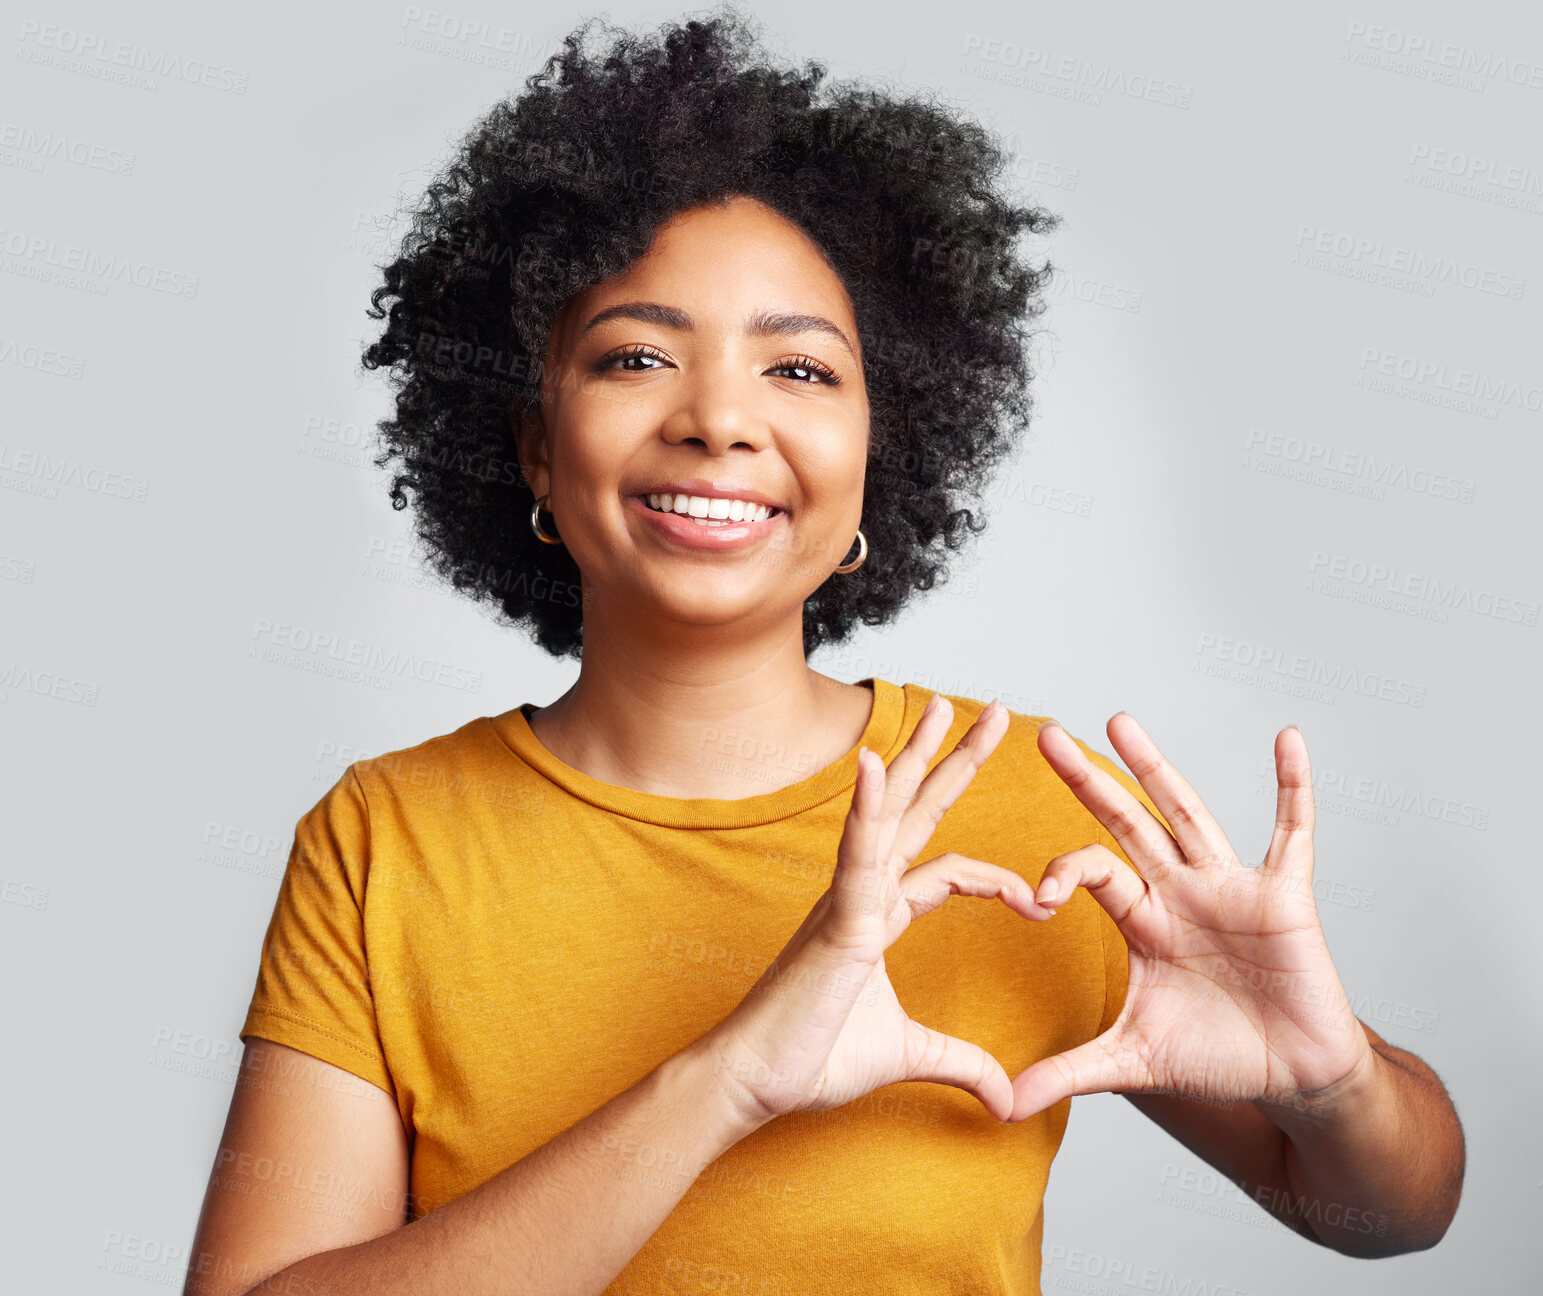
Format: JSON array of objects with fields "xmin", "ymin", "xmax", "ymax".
[{"xmin": 511, "ymin": 402, "xmax": 549, "ymax": 500}]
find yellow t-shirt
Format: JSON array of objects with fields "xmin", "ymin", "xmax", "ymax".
[{"xmin": 240, "ymin": 677, "xmax": 1164, "ymax": 1294}]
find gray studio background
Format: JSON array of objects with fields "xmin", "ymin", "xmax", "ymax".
[{"xmin": 2, "ymin": 0, "xmax": 1539, "ymax": 1290}]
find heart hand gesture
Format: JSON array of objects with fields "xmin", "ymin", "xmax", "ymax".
[
  {"xmin": 1010, "ymin": 715, "xmax": 1374, "ymax": 1122},
  {"xmin": 701, "ymin": 696, "xmax": 1056, "ymax": 1128}
]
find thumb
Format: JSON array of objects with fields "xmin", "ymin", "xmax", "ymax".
[
  {"xmin": 1009, "ymin": 1032, "xmax": 1144, "ymax": 1122},
  {"xmin": 901, "ymin": 1019, "xmax": 1014, "ymax": 1122}
]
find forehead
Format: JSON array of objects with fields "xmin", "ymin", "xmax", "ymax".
[
  {"xmin": 646, "ymin": 197, "xmax": 835, "ymax": 269},
  {"xmin": 557, "ymin": 196, "xmax": 857, "ymax": 337}
]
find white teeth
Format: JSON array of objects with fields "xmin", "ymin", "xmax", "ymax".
[{"xmin": 643, "ymin": 492, "xmax": 777, "ymax": 522}]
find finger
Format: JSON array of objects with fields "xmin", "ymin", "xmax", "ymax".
[
  {"xmin": 1262, "ymin": 725, "xmax": 1315, "ymax": 877},
  {"xmin": 886, "ymin": 698, "xmax": 1011, "ymax": 870},
  {"xmin": 898, "ymin": 852, "xmax": 1054, "ymax": 924},
  {"xmin": 857, "ymin": 693, "xmax": 961, "ymax": 870},
  {"xmin": 825, "ymin": 746, "xmax": 890, "ymax": 934},
  {"xmin": 901, "ymin": 1019, "xmax": 1014, "ymax": 1122},
  {"xmin": 1037, "ymin": 721, "xmax": 1185, "ymax": 872},
  {"xmin": 1033, "ymin": 842, "xmax": 1149, "ymax": 931},
  {"xmin": 1009, "ymin": 1031, "xmax": 1148, "ymax": 1122},
  {"xmin": 1104, "ymin": 712, "xmax": 1234, "ymax": 867}
]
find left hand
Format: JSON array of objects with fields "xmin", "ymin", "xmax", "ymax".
[{"xmin": 1009, "ymin": 713, "xmax": 1376, "ymax": 1123}]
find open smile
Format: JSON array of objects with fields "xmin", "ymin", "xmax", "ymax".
[{"xmin": 626, "ymin": 492, "xmax": 788, "ymax": 550}]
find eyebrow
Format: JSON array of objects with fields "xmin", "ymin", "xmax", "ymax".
[{"xmin": 578, "ymin": 301, "xmax": 859, "ymax": 362}]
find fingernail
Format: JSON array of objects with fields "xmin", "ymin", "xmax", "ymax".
[
  {"xmin": 922, "ymin": 695, "xmax": 937, "ymax": 719},
  {"xmin": 1037, "ymin": 878, "xmax": 1060, "ymax": 904}
]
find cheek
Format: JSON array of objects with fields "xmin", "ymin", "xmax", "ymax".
[
  {"xmin": 548, "ymin": 408, "xmax": 635, "ymax": 495},
  {"xmin": 790, "ymin": 425, "xmax": 868, "ymax": 499},
  {"xmin": 819, "ymin": 453, "xmax": 869, "ymax": 526}
]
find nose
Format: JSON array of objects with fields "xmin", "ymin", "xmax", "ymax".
[{"xmin": 658, "ymin": 366, "xmax": 773, "ymax": 455}]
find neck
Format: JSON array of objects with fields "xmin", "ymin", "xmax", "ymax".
[{"xmin": 525, "ymin": 592, "xmax": 871, "ymax": 799}]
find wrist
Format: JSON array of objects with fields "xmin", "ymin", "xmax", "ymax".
[
  {"xmin": 1255, "ymin": 1034, "xmax": 1385, "ymax": 1137},
  {"xmin": 670, "ymin": 1034, "xmax": 780, "ymax": 1148}
]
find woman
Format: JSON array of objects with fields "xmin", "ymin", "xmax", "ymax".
[{"xmin": 186, "ymin": 11, "xmax": 1462, "ymax": 1295}]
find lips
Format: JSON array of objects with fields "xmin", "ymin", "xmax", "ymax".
[
  {"xmin": 628, "ymin": 477, "xmax": 789, "ymax": 514},
  {"xmin": 626, "ymin": 492, "xmax": 787, "ymax": 549}
]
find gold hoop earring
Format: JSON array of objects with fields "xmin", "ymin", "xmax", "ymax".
[
  {"xmin": 834, "ymin": 529, "xmax": 867, "ymax": 574},
  {"xmin": 530, "ymin": 494, "xmax": 563, "ymax": 545}
]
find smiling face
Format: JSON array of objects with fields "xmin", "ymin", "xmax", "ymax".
[{"xmin": 515, "ymin": 194, "xmax": 871, "ymax": 636}]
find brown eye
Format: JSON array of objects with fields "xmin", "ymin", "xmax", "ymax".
[
  {"xmin": 598, "ymin": 345, "xmax": 671, "ymax": 372},
  {"xmin": 772, "ymin": 355, "xmax": 840, "ymax": 386}
]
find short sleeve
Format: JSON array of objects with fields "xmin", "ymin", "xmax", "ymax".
[
  {"xmin": 238, "ymin": 764, "xmax": 395, "ymax": 1097},
  {"xmin": 1075, "ymin": 741, "xmax": 1174, "ymax": 1038}
]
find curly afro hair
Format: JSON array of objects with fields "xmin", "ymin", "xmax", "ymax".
[{"xmin": 361, "ymin": 3, "xmax": 1060, "ymax": 661}]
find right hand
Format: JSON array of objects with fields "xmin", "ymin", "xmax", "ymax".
[{"xmin": 698, "ymin": 695, "xmax": 1055, "ymax": 1127}]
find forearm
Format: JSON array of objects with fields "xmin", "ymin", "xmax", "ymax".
[
  {"xmin": 1126, "ymin": 1023, "xmax": 1464, "ymax": 1257},
  {"xmin": 1255, "ymin": 1027, "xmax": 1465, "ymax": 1257},
  {"xmin": 255, "ymin": 1042, "xmax": 766, "ymax": 1296}
]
